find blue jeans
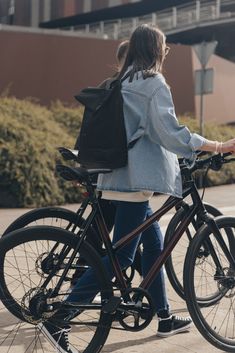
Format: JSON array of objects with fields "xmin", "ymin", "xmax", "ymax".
[{"xmin": 67, "ymin": 200, "xmax": 169, "ymax": 314}]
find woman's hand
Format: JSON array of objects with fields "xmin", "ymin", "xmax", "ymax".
[
  {"xmin": 200, "ymin": 138, "xmax": 235, "ymax": 154},
  {"xmin": 221, "ymin": 138, "xmax": 235, "ymax": 153}
]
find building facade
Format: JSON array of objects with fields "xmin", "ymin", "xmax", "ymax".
[
  {"xmin": 0, "ymin": 0, "xmax": 140, "ymax": 27},
  {"xmin": 0, "ymin": 1, "xmax": 235, "ymax": 123},
  {"xmin": 0, "ymin": 27, "xmax": 195, "ymax": 118}
]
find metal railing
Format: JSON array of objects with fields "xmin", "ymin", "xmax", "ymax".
[
  {"xmin": 70, "ymin": 0, "xmax": 235, "ymax": 39},
  {"xmin": 1, "ymin": 0, "xmax": 234, "ymax": 39}
]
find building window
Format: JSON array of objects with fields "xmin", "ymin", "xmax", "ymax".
[
  {"xmin": 43, "ymin": 0, "xmax": 51, "ymax": 21},
  {"xmin": 84, "ymin": 0, "xmax": 92, "ymax": 12},
  {"xmin": 108, "ymin": 0, "xmax": 122, "ymax": 6}
]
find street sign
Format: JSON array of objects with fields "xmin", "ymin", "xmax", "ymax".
[
  {"xmin": 193, "ymin": 41, "xmax": 217, "ymax": 137},
  {"xmin": 193, "ymin": 41, "xmax": 218, "ymax": 68},
  {"xmin": 195, "ymin": 68, "xmax": 214, "ymax": 95}
]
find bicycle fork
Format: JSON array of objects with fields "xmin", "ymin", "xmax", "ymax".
[{"xmin": 201, "ymin": 216, "xmax": 235, "ymax": 289}]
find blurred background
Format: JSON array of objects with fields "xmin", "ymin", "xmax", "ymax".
[{"xmin": 0, "ymin": 0, "xmax": 235, "ymax": 207}]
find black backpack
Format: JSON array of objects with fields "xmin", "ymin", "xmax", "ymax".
[{"xmin": 74, "ymin": 73, "xmax": 131, "ymax": 169}]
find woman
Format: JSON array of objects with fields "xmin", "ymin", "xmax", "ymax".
[
  {"xmin": 40, "ymin": 24, "xmax": 235, "ymax": 352},
  {"xmin": 97, "ymin": 23, "xmax": 235, "ymax": 333}
]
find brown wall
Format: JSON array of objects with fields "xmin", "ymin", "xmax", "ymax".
[
  {"xmin": 0, "ymin": 29, "xmax": 195, "ymax": 115},
  {"xmin": 165, "ymin": 44, "xmax": 195, "ymax": 116},
  {"xmin": 0, "ymin": 30, "xmax": 118, "ymax": 105}
]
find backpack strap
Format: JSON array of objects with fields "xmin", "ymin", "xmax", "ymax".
[
  {"xmin": 120, "ymin": 70, "xmax": 132, "ymax": 83},
  {"xmin": 109, "ymin": 70, "xmax": 131, "ymax": 88},
  {"xmin": 121, "ymin": 70, "xmax": 143, "ymax": 150}
]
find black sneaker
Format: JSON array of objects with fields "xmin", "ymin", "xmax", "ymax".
[
  {"xmin": 38, "ymin": 303, "xmax": 83, "ymax": 352},
  {"xmin": 38, "ymin": 321, "xmax": 76, "ymax": 353},
  {"xmin": 157, "ymin": 315, "xmax": 192, "ymax": 337}
]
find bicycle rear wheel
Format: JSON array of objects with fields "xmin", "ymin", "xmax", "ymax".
[
  {"xmin": 3, "ymin": 206, "xmax": 140, "ymax": 286},
  {"xmin": 0, "ymin": 226, "xmax": 113, "ymax": 353},
  {"xmin": 184, "ymin": 216, "xmax": 235, "ymax": 352},
  {"xmin": 3, "ymin": 206, "xmax": 105, "ymax": 257},
  {"xmin": 3, "ymin": 207, "xmax": 83, "ymax": 235},
  {"xmin": 164, "ymin": 202, "xmax": 222, "ymax": 303}
]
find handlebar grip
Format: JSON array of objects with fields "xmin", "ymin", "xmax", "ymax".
[
  {"xmin": 195, "ymin": 150, "xmax": 209, "ymax": 157},
  {"xmin": 222, "ymin": 152, "xmax": 232, "ymax": 158}
]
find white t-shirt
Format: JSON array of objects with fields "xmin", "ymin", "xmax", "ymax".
[{"xmin": 102, "ymin": 190, "xmax": 153, "ymax": 202}]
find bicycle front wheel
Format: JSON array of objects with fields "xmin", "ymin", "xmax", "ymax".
[
  {"xmin": 0, "ymin": 226, "xmax": 113, "ymax": 353},
  {"xmin": 164, "ymin": 202, "xmax": 222, "ymax": 303},
  {"xmin": 184, "ymin": 216, "xmax": 235, "ymax": 352}
]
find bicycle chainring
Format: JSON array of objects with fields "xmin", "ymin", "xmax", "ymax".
[{"xmin": 117, "ymin": 287, "xmax": 154, "ymax": 331}]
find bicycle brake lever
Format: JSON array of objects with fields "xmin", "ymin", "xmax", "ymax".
[{"xmin": 210, "ymin": 154, "xmax": 223, "ymax": 171}]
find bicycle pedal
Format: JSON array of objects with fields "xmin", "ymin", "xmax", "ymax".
[{"xmin": 102, "ymin": 296, "xmax": 122, "ymax": 314}]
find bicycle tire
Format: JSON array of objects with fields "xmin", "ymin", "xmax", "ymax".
[
  {"xmin": 184, "ymin": 216, "xmax": 235, "ymax": 352},
  {"xmin": 164, "ymin": 202, "xmax": 222, "ymax": 302},
  {"xmin": 0, "ymin": 226, "xmax": 113, "ymax": 353},
  {"xmin": 3, "ymin": 206, "xmax": 105, "ymax": 255},
  {"xmin": 3, "ymin": 206, "xmax": 141, "ymax": 285},
  {"xmin": 3, "ymin": 207, "xmax": 83, "ymax": 235}
]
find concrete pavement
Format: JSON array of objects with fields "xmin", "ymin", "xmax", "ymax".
[{"xmin": 0, "ymin": 184, "xmax": 234, "ymax": 353}]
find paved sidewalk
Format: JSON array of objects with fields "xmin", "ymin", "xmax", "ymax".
[{"xmin": 0, "ymin": 184, "xmax": 234, "ymax": 353}]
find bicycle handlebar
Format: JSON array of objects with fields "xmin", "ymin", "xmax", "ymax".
[{"xmin": 181, "ymin": 152, "xmax": 235, "ymax": 175}]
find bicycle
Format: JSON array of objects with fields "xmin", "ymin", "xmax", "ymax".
[
  {"xmin": 57, "ymin": 148, "xmax": 226, "ymax": 302},
  {"xmin": 0, "ymin": 150, "xmax": 228, "ymax": 312},
  {"xmin": 0, "ymin": 152, "xmax": 234, "ymax": 352},
  {"xmin": 1, "ymin": 147, "xmax": 223, "ymax": 303}
]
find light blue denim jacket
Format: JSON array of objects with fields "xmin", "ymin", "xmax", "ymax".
[{"xmin": 97, "ymin": 72, "xmax": 206, "ymax": 198}]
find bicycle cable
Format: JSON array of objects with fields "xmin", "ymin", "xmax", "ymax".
[{"xmin": 200, "ymin": 165, "xmax": 210, "ymax": 201}]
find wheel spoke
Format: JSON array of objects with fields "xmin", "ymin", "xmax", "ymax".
[
  {"xmin": 184, "ymin": 217, "xmax": 235, "ymax": 351},
  {"xmin": 0, "ymin": 226, "xmax": 113, "ymax": 352}
]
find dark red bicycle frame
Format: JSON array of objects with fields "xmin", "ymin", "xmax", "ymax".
[{"xmin": 94, "ymin": 181, "xmax": 206, "ymax": 295}]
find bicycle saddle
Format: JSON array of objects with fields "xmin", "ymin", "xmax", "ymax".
[
  {"xmin": 58, "ymin": 147, "xmax": 79, "ymax": 162},
  {"xmin": 56, "ymin": 164, "xmax": 112, "ymax": 183}
]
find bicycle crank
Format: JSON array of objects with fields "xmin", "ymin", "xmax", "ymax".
[{"xmin": 116, "ymin": 287, "xmax": 154, "ymax": 332}]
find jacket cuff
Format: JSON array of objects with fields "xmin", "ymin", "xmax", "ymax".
[{"xmin": 189, "ymin": 133, "xmax": 207, "ymax": 151}]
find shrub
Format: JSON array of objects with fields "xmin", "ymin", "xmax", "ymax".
[
  {"xmin": 0, "ymin": 98, "xmax": 234, "ymax": 208},
  {"xmin": 0, "ymin": 97, "xmax": 83, "ymax": 207},
  {"xmin": 50, "ymin": 100, "xmax": 83, "ymax": 139}
]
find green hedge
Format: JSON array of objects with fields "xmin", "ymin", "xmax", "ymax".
[
  {"xmin": 50, "ymin": 101, "xmax": 83, "ymax": 139},
  {"xmin": 0, "ymin": 97, "xmax": 234, "ymax": 208},
  {"xmin": 0, "ymin": 97, "xmax": 84, "ymax": 207}
]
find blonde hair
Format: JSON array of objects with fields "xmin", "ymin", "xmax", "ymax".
[{"xmin": 116, "ymin": 40, "xmax": 129, "ymax": 63}]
